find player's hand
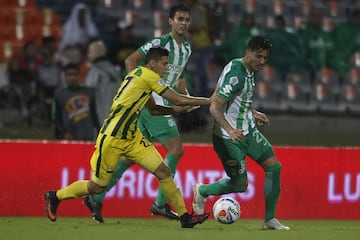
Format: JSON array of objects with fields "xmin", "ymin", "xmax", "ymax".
[
  {"xmin": 253, "ymin": 110, "xmax": 270, "ymax": 126},
  {"xmin": 229, "ymin": 128, "xmax": 244, "ymax": 142}
]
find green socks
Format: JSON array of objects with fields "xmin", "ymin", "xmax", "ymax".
[
  {"xmin": 200, "ymin": 177, "xmax": 248, "ymax": 197},
  {"xmin": 155, "ymin": 154, "xmax": 180, "ymax": 206},
  {"xmin": 92, "ymin": 159, "xmax": 130, "ymax": 202},
  {"xmin": 264, "ymin": 163, "xmax": 282, "ymax": 221}
]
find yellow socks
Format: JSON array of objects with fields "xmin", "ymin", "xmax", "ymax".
[
  {"xmin": 159, "ymin": 177, "xmax": 187, "ymax": 216},
  {"xmin": 56, "ymin": 180, "xmax": 89, "ymax": 200}
]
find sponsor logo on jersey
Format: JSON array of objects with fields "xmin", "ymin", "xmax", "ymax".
[
  {"xmin": 142, "ymin": 39, "xmax": 161, "ymax": 51},
  {"xmin": 220, "ymin": 84, "xmax": 233, "ymax": 96},
  {"xmin": 229, "ymin": 76, "xmax": 239, "ymax": 85},
  {"xmin": 158, "ymin": 79, "xmax": 165, "ymax": 86},
  {"xmin": 168, "ymin": 64, "xmax": 183, "ymax": 75}
]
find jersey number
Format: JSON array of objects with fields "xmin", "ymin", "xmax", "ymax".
[
  {"xmin": 140, "ymin": 137, "xmax": 151, "ymax": 148},
  {"xmin": 114, "ymin": 76, "xmax": 134, "ymax": 101}
]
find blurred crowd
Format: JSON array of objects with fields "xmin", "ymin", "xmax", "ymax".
[{"xmin": 0, "ymin": 0, "xmax": 359, "ymax": 137}]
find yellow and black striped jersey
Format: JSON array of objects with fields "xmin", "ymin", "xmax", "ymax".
[{"xmin": 100, "ymin": 66, "xmax": 168, "ymax": 139}]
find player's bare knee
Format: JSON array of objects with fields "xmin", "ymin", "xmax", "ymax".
[
  {"xmin": 168, "ymin": 146, "xmax": 184, "ymax": 158},
  {"xmin": 122, "ymin": 157, "xmax": 134, "ymax": 166},
  {"xmin": 153, "ymin": 162, "xmax": 171, "ymax": 180},
  {"xmin": 262, "ymin": 156, "xmax": 281, "ymax": 169},
  {"xmin": 233, "ymin": 181, "xmax": 248, "ymax": 193},
  {"xmin": 87, "ymin": 181, "xmax": 106, "ymax": 194}
]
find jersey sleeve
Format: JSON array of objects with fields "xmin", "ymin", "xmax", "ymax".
[
  {"xmin": 152, "ymin": 78, "xmax": 169, "ymax": 96},
  {"xmin": 138, "ymin": 37, "xmax": 162, "ymax": 59},
  {"xmin": 216, "ymin": 61, "xmax": 245, "ymax": 101},
  {"xmin": 143, "ymin": 71, "xmax": 169, "ymax": 96}
]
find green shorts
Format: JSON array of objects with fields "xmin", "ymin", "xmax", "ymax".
[
  {"xmin": 212, "ymin": 128, "xmax": 274, "ymax": 179},
  {"xmin": 137, "ymin": 108, "xmax": 180, "ymax": 144}
]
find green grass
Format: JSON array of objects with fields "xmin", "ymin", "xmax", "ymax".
[{"xmin": 1, "ymin": 217, "xmax": 359, "ymax": 240}]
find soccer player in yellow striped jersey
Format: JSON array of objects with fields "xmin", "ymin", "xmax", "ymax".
[
  {"xmin": 45, "ymin": 47, "xmax": 211, "ymax": 228},
  {"xmin": 125, "ymin": 3, "xmax": 193, "ymax": 220},
  {"xmin": 82, "ymin": 4, "xmax": 196, "ymax": 222}
]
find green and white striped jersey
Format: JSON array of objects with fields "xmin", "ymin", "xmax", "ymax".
[
  {"xmin": 213, "ymin": 58, "xmax": 256, "ymax": 138},
  {"xmin": 138, "ymin": 32, "xmax": 191, "ymax": 107}
]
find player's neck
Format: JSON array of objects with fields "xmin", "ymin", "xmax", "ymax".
[
  {"xmin": 243, "ymin": 57, "xmax": 254, "ymax": 73},
  {"xmin": 171, "ymin": 31, "xmax": 184, "ymax": 45}
]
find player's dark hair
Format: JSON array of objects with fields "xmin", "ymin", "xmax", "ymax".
[
  {"xmin": 247, "ymin": 36, "xmax": 272, "ymax": 52},
  {"xmin": 169, "ymin": 3, "xmax": 191, "ymax": 19},
  {"xmin": 144, "ymin": 47, "xmax": 169, "ymax": 64},
  {"xmin": 63, "ymin": 63, "xmax": 79, "ymax": 72}
]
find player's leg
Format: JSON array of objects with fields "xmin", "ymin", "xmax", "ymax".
[
  {"xmin": 152, "ymin": 161, "xmax": 209, "ymax": 228},
  {"xmin": 193, "ymin": 134, "xmax": 248, "ymax": 214},
  {"xmin": 155, "ymin": 135, "xmax": 183, "ymax": 204},
  {"xmin": 87, "ymin": 111, "xmax": 154, "ymax": 200},
  {"xmin": 83, "ymin": 157, "xmax": 133, "ymax": 223},
  {"xmin": 151, "ymin": 132, "xmax": 183, "ymax": 219},
  {"xmin": 129, "ymin": 131, "xmax": 209, "ymax": 228},
  {"xmin": 45, "ymin": 179, "xmax": 93, "ymax": 222},
  {"xmin": 45, "ymin": 133, "xmax": 121, "ymax": 222},
  {"xmin": 82, "ymin": 115, "xmax": 155, "ymax": 222},
  {"xmin": 247, "ymin": 128, "xmax": 290, "ymax": 230},
  {"xmin": 138, "ymin": 110, "xmax": 182, "ymax": 219},
  {"xmin": 91, "ymin": 157, "xmax": 133, "ymax": 202}
]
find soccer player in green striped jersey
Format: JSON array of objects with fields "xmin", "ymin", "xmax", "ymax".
[
  {"xmin": 82, "ymin": 4, "xmax": 195, "ymax": 222},
  {"xmin": 45, "ymin": 47, "xmax": 210, "ymax": 228},
  {"xmin": 192, "ymin": 36, "xmax": 290, "ymax": 230},
  {"xmin": 129, "ymin": 4, "xmax": 192, "ymax": 220}
]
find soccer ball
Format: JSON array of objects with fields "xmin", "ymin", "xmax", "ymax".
[{"xmin": 212, "ymin": 197, "xmax": 241, "ymax": 224}]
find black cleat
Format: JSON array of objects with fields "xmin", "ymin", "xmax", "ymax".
[
  {"xmin": 180, "ymin": 212, "xmax": 210, "ymax": 228},
  {"xmin": 45, "ymin": 191, "xmax": 60, "ymax": 222},
  {"xmin": 150, "ymin": 203, "xmax": 179, "ymax": 220},
  {"xmin": 83, "ymin": 195, "xmax": 104, "ymax": 223}
]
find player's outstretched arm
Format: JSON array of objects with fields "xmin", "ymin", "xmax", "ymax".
[
  {"xmin": 145, "ymin": 96, "xmax": 200, "ymax": 115},
  {"xmin": 161, "ymin": 88, "xmax": 210, "ymax": 106}
]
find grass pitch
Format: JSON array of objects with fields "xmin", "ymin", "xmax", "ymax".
[{"xmin": 1, "ymin": 217, "xmax": 359, "ymax": 240}]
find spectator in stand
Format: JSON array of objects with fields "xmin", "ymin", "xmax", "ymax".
[
  {"xmin": 216, "ymin": 13, "xmax": 260, "ymax": 65},
  {"xmin": 8, "ymin": 41, "xmax": 42, "ymax": 118},
  {"xmin": 183, "ymin": 0, "xmax": 214, "ymax": 97},
  {"xmin": 264, "ymin": 15, "xmax": 306, "ymax": 78},
  {"xmin": 84, "ymin": 40, "xmax": 121, "ymax": 122},
  {"xmin": 56, "ymin": 2, "xmax": 99, "ymax": 66},
  {"xmin": 210, "ymin": 0, "xmax": 230, "ymax": 46},
  {"xmin": 297, "ymin": 9, "xmax": 335, "ymax": 81},
  {"xmin": 330, "ymin": 9, "xmax": 360, "ymax": 78},
  {"xmin": 42, "ymin": 36, "xmax": 59, "ymax": 63},
  {"xmin": 53, "ymin": 63, "xmax": 100, "ymax": 141},
  {"xmin": 108, "ymin": 20, "xmax": 144, "ymax": 78},
  {"xmin": 38, "ymin": 38, "xmax": 62, "ymax": 121}
]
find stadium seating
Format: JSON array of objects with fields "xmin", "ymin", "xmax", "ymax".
[{"xmin": 0, "ymin": 0, "xmax": 359, "ymax": 117}]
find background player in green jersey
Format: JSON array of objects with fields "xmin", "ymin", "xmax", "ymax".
[
  {"xmin": 83, "ymin": 4, "xmax": 195, "ymax": 222},
  {"xmin": 192, "ymin": 36, "xmax": 290, "ymax": 230},
  {"xmin": 45, "ymin": 47, "xmax": 210, "ymax": 228}
]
